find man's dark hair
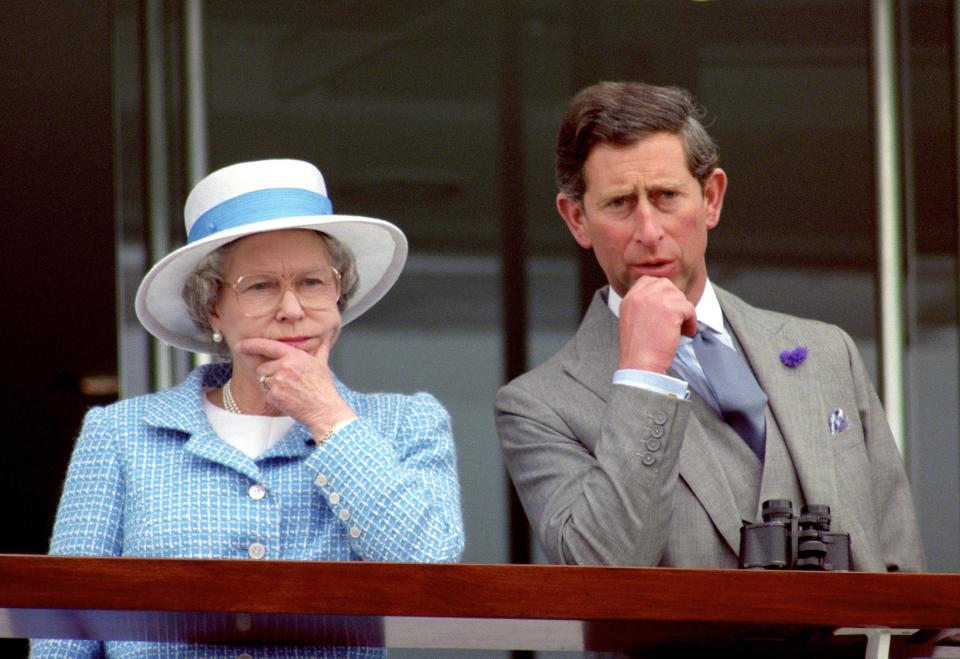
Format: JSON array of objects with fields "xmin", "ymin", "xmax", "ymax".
[{"xmin": 555, "ymin": 81, "xmax": 719, "ymax": 202}]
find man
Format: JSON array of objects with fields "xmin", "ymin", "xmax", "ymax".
[{"xmin": 495, "ymin": 81, "xmax": 924, "ymax": 571}]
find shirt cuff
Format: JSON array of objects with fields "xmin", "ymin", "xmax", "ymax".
[{"xmin": 613, "ymin": 369, "xmax": 690, "ymax": 399}]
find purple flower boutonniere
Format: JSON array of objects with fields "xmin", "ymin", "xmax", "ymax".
[{"xmin": 779, "ymin": 346, "xmax": 809, "ymax": 368}]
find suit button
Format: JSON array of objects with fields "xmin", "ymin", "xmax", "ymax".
[
  {"xmin": 653, "ymin": 411, "xmax": 667, "ymax": 425},
  {"xmin": 641, "ymin": 453, "xmax": 656, "ymax": 466},
  {"xmin": 650, "ymin": 424, "xmax": 665, "ymax": 438},
  {"xmin": 646, "ymin": 438, "xmax": 662, "ymax": 452}
]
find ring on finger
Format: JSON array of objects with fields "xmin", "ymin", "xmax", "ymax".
[{"xmin": 259, "ymin": 374, "xmax": 270, "ymax": 391}]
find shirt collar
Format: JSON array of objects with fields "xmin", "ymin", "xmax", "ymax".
[{"xmin": 607, "ymin": 279, "xmax": 725, "ymax": 334}]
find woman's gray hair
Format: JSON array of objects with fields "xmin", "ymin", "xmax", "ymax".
[{"xmin": 182, "ymin": 231, "xmax": 358, "ymax": 355}]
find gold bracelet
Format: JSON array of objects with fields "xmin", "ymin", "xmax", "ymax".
[
  {"xmin": 315, "ymin": 428, "xmax": 335, "ymax": 446},
  {"xmin": 315, "ymin": 418, "xmax": 356, "ymax": 446}
]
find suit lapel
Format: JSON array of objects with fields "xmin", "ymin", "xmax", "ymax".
[
  {"xmin": 717, "ymin": 288, "xmax": 841, "ymax": 516},
  {"xmin": 677, "ymin": 407, "xmax": 747, "ymax": 553},
  {"xmin": 561, "ymin": 291, "xmax": 621, "ymax": 402},
  {"xmin": 143, "ymin": 362, "xmax": 264, "ymax": 482}
]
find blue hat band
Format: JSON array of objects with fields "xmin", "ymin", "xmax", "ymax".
[{"xmin": 188, "ymin": 188, "xmax": 333, "ymax": 244}]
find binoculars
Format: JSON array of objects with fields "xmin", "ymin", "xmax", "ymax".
[{"xmin": 739, "ymin": 499, "xmax": 851, "ymax": 571}]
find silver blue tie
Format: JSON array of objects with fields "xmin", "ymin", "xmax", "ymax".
[{"xmin": 691, "ymin": 323, "xmax": 768, "ymax": 461}]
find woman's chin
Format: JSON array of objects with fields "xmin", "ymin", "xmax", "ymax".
[{"xmin": 274, "ymin": 337, "xmax": 314, "ymax": 350}]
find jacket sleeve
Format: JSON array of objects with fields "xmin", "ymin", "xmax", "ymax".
[
  {"xmin": 496, "ymin": 377, "xmax": 690, "ymax": 566},
  {"xmin": 303, "ymin": 392, "xmax": 464, "ymax": 563},
  {"xmin": 843, "ymin": 330, "xmax": 926, "ymax": 571},
  {"xmin": 30, "ymin": 406, "xmax": 122, "ymax": 658}
]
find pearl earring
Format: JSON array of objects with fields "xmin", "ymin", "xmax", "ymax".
[{"xmin": 212, "ymin": 330, "xmax": 223, "ymax": 344}]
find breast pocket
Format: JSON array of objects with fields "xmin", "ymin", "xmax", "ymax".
[{"xmin": 830, "ymin": 417, "xmax": 866, "ymax": 454}]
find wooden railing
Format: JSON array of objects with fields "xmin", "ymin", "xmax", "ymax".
[{"xmin": 1, "ymin": 555, "xmax": 958, "ymax": 656}]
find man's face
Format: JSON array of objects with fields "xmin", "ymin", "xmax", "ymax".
[{"xmin": 557, "ymin": 132, "xmax": 726, "ymax": 305}]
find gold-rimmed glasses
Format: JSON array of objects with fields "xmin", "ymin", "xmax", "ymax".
[{"xmin": 222, "ymin": 266, "xmax": 342, "ymax": 318}]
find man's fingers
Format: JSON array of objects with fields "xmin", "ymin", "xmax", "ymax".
[{"xmin": 623, "ymin": 276, "xmax": 696, "ymax": 330}]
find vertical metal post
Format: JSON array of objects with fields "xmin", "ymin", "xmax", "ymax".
[
  {"xmin": 872, "ymin": 0, "xmax": 907, "ymax": 457},
  {"xmin": 497, "ymin": 0, "xmax": 532, "ymax": 575},
  {"xmin": 955, "ymin": 2, "xmax": 960, "ymax": 426},
  {"xmin": 183, "ymin": 0, "xmax": 207, "ymax": 187},
  {"xmin": 954, "ymin": 0, "xmax": 960, "ymax": 570},
  {"xmin": 112, "ymin": 1, "xmax": 128, "ymax": 398},
  {"xmin": 144, "ymin": 0, "xmax": 174, "ymax": 391},
  {"xmin": 183, "ymin": 0, "xmax": 211, "ymax": 368}
]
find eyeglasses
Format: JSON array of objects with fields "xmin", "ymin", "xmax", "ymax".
[{"xmin": 222, "ymin": 266, "xmax": 342, "ymax": 318}]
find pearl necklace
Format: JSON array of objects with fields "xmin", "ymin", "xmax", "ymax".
[{"xmin": 222, "ymin": 379, "xmax": 243, "ymax": 414}]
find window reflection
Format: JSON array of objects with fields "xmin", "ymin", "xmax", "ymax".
[{"xmin": 113, "ymin": 0, "xmax": 958, "ymax": 572}]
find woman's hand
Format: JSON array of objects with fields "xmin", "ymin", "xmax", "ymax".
[{"xmin": 235, "ymin": 337, "xmax": 356, "ymax": 436}]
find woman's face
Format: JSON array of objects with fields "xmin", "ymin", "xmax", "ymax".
[{"xmin": 209, "ymin": 229, "xmax": 342, "ymax": 358}]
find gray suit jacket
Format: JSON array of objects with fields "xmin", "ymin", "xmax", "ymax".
[{"xmin": 496, "ymin": 286, "xmax": 925, "ymax": 571}]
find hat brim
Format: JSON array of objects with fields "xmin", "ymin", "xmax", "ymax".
[{"xmin": 135, "ymin": 214, "xmax": 407, "ymax": 354}]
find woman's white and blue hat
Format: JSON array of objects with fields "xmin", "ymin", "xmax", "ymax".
[{"xmin": 135, "ymin": 159, "xmax": 408, "ymax": 353}]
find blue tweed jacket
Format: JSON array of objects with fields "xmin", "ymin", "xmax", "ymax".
[{"xmin": 31, "ymin": 362, "xmax": 464, "ymax": 658}]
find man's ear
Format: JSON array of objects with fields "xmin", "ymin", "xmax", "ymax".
[
  {"xmin": 703, "ymin": 167, "xmax": 727, "ymax": 230},
  {"xmin": 557, "ymin": 193, "xmax": 593, "ymax": 249}
]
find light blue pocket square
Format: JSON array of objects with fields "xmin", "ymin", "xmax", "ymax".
[{"xmin": 829, "ymin": 408, "xmax": 849, "ymax": 435}]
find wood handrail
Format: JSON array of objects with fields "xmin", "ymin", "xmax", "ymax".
[{"xmin": 3, "ymin": 555, "xmax": 958, "ymax": 654}]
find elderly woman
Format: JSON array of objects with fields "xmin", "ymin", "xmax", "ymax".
[{"xmin": 31, "ymin": 160, "xmax": 464, "ymax": 658}]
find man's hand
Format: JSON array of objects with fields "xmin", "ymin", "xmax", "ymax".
[
  {"xmin": 618, "ymin": 276, "xmax": 697, "ymax": 373},
  {"xmin": 236, "ymin": 336, "xmax": 356, "ymax": 436}
]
